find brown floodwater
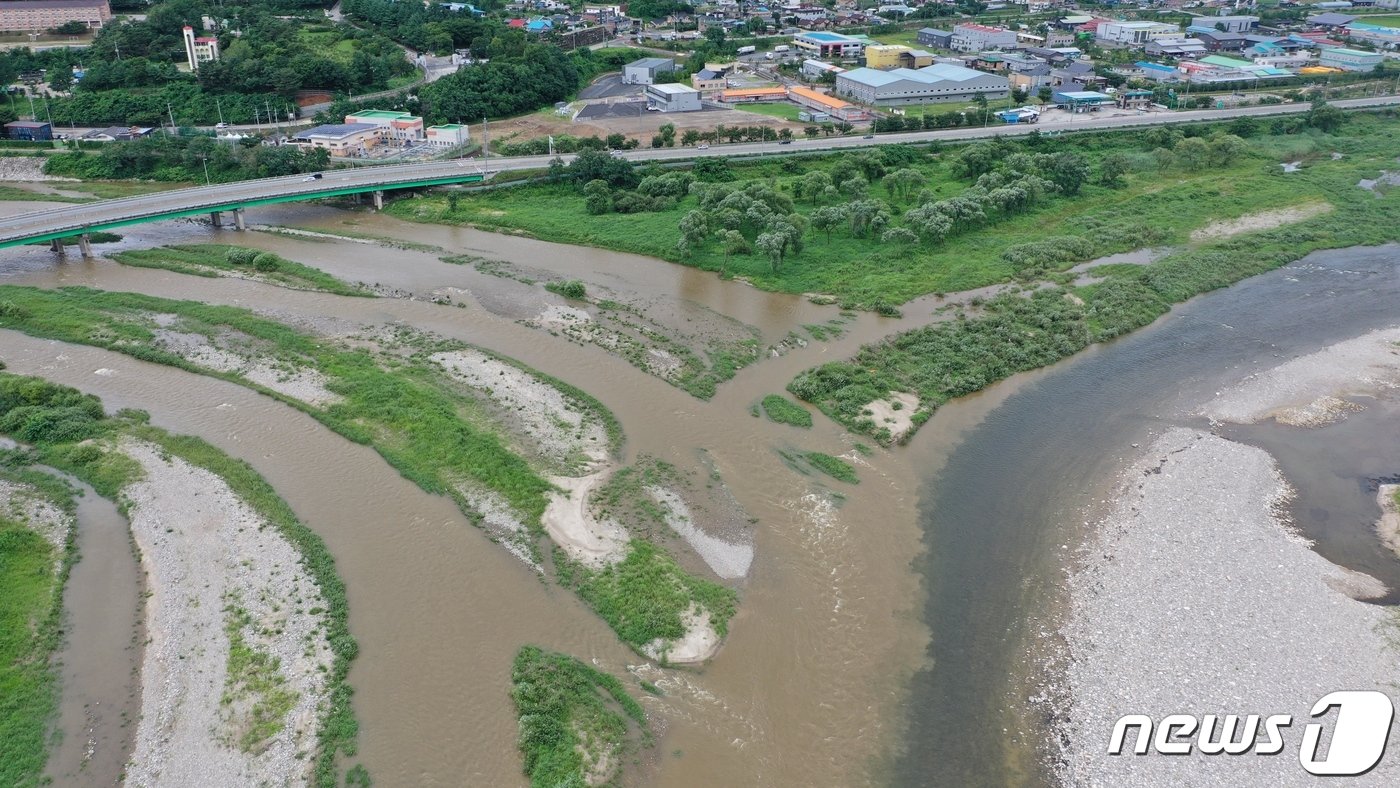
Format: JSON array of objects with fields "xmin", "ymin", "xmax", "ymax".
[
  {"xmin": 0, "ymin": 203, "xmax": 992, "ymax": 786},
  {"xmin": 44, "ymin": 476, "xmax": 141, "ymax": 787}
]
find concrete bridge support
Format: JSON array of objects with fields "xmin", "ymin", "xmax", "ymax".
[
  {"xmin": 210, "ymin": 211, "xmax": 223, "ymax": 228},
  {"xmin": 233, "ymin": 208, "xmax": 246, "ymax": 231},
  {"xmin": 77, "ymin": 233, "xmax": 93, "ymax": 259},
  {"xmin": 372, "ymin": 190, "xmax": 384, "ymax": 210},
  {"xmin": 50, "ymin": 239, "xmax": 66, "ymax": 258}
]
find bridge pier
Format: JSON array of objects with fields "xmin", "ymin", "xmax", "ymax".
[
  {"xmin": 50, "ymin": 239, "xmax": 66, "ymax": 258},
  {"xmin": 210, "ymin": 211, "xmax": 223, "ymax": 228},
  {"xmin": 233, "ymin": 208, "xmax": 246, "ymax": 231},
  {"xmin": 372, "ymin": 190, "xmax": 384, "ymax": 210},
  {"xmin": 77, "ymin": 233, "xmax": 93, "ymax": 259}
]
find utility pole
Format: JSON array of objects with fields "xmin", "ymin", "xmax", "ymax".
[
  {"xmin": 482, "ymin": 115, "xmax": 489, "ymax": 159},
  {"xmin": 216, "ymin": 97, "xmax": 224, "ymax": 125},
  {"xmin": 167, "ymin": 101, "xmax": 177, "ymax": 135}
]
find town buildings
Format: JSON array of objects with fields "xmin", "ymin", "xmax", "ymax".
[
  {"xmin": 622, "ymin": 57, "xmax": 676, "ymax": 85},
  {"xmin": 644, "ymin": 82, "xmax": 702, "ymax": 112},
  {"xmin": 182, "ymin": 26, "xmax": 220, "ymax": 71},
  {"xmin": 0, "ymin": 0, "xmax": 109, "ymax": 33},
  {"xmin": 836, "ymin": 62, "xmax": 1010, "ymax": 106}
]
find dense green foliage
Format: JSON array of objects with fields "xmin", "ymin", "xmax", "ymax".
[
  {"xmin": 789, "ymin": 115, "xmax": 1400, "ymax": 441},
  {"xmin": 760, "ymin": 394, "xmax": 812, "ymax": 428},
  {"xmin": 558, "ymin": 540, "xmax": 738, "ymax": 655},
  {"xmin": 45, "ymin": 135, "xmax": 329, "ymax": 183},
  {"xmin": 510, "ymin": 645, "xmax": 648, "ymax": 788},
  {"xmin": 3, "ymin": 0, "xmax": 414, "ymax": 125},
  {"xmin": 804, "ymin": 452, "xmax": 858, "ymax": 484},
  {"xmin": 0, "ymin": 466, "xmax": 73, "ymax": 788},
  {"xmin": 0, "ymin": 373, "xmax": 363, "ymax": 786},
  {"xmin": 113, "ymin": 244, "xmax": 371, "ymax": 296},
  {"xmin": 393, "ymin": 111, "xmax": 1362, "ymax": 309}
]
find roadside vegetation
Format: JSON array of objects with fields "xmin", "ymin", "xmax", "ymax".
[
  {"xmin": 0, "ymin": 464, "xmax": 74, "ymax": 788},
  {"xmin": 389, "ymin": 108, "xmax": 1387, "ymax": 311},
  {"xmin": 510, "ymin": 645, "xmax": 649, "ymax": 788},
  {"xmin": 112, "ymin": 244, "xmax": 373, "ymax": 296},
  {"xmin": 0, "ymin": 372, "xmax": 362, "ymax": 787},
  {"xmin": 789, "ymin": 112, "xmax": 1400, "ymax": 442}
]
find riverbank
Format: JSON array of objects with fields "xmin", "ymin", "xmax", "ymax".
[
  {"xmin": 0, "ymin": 374, "xmax": 362, "ymax": 786},
  {"xmin": 1059, "ymin": 427, "xmax": 1400, "ymax": 785},
  {"xmin": 0, "ymin": 469, "xmax": 75, "ymax": 788},
  {"xmin": 122, "ymin": 439, "xmax": 333, "ymax": 787},
  {"xmin": 1059, "ymin": 326, "xmax": 1400, "ymax": 784}
]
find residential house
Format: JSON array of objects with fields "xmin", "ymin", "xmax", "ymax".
[
  {"xmin": 691, "ymin": 67, "xmax": 727, "ymax": 94},
  {"xmin": 1007, "ymin": 63, "xmax": 1053, "ymax": 92}
]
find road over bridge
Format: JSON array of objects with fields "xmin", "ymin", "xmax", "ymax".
[{"xmin": 1, "ymin": 96, "xmax": 1395, "ymax": 253}]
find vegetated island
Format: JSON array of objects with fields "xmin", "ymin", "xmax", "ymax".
[
  {"xmin": 112, "ymin": 244, "xmax": 374, "ymax": 297},
  {"xmin": 0, "ymin": 372, "xmax": 361, "ymax": 787},
  {"xmin": 511, "ymin": 645, "xmax": 651, "ymax": 788},
  {"xmin": 0, "ymin": 287, "xmax": 741, "ymax": 665}
]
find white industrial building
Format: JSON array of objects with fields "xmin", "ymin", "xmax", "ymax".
[
  {"xmin": 950, "ymin": 23, "xmax": 1017, "ymax": 52},
  {"xmin": 835, "ymin": 63, "xmax": 1010, "ymax": 106},
  {"xmin": 645, "ymin": 83, "xmax": 702, "ymax": 112},
  {"xmin": 623, "ymin": 57, "xmax": 676, "ymax": 84},
  {"xmin": 1095, "ymin": 21, "xmax": 1180, "ymax": 46}
]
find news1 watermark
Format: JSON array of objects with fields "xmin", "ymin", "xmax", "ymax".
[{"xmin": 1108, "ymin": 691, "xmax": 1395, "ymax": 776}]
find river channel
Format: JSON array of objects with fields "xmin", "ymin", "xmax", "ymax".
[{"xmin": 3, "ymin": 197, "xmax": 1397, "ymax": 786}]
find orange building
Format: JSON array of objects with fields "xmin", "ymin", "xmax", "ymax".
[
  {"xmin": 787, "ymin": 85, "xmax": 870, "ymax": 122},
  {"xmin": 719, "ymin": 87, "xmax": 788, "ymax": 103}
]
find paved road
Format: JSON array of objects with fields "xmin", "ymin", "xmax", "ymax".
[{"xmin": 1, "ymin": 96, "xmax": 1396, "ymax": 248}]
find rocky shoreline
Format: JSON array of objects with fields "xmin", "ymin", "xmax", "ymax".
[
  {"xmin": 121, "ymin": 440, "xmax": 332, "ymax": 787},
  {"xmin": 1056, "ymin": 327, "xmax": 1400, "ymax": 786}
]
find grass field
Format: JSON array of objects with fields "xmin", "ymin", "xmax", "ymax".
[
  {"xmin": 735, "ymin": 102, "xmax": 806, "ymax": 122},
  {"xmin": 0, "ymin": 469, "xmax": 73, "ymax": 788},
  {"xmin": 787, "ymin": 115, "xmax": 1400, "ymax": 441},
  {"xmin": 112, "ymin": 244, "xmax": 373, "ymax": 297},
  {"xmin": 389, "ymin": 114, "xmax": 1385, "ymax": 309}
]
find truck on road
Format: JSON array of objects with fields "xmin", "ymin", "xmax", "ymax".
[{"xmin": 737, "ymin": 45, "xmax": 756, "ymax": 55}]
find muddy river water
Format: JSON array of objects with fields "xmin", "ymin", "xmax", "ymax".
[{"xmin": 3, "ymin": 200, "xmax": 1398, "ymax": 786}]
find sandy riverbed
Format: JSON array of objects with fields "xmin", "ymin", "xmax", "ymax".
[
  {"xmin": 1203, "ymin": 327, "xmax": 1400, "ymax": 426},
  {"xmin": 1190, "ymin": 202, "xmax": 1333, "ymax": 243},
  {"xmin": 120, "ymin": 440, "xmax": 332, "ymax": 788},
  {"xmin": 0, "ymin": 477, "xmax": 72, "ymax": 558},
  {"xmin": 1059, "ymin": 326, "xmax": 1400, "ymax": 785},
  {"xmin": 1058, "ymin": 427, "xmax": 1400, "ymax": 786}
]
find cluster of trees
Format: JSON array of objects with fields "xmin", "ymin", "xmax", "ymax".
[
  {"xmin": 6, "ymin": 0, "xmax": 415, "ymax": 124},
  {"xmin": 43, "ymin": 133, "xmax": 329, "ymax": 182},
  {"xmin": 420, "ymin": 44, "xmax": 578, "ymax": 123},
  {"xmin": 341, "ymin": 0, "xmax": 515, "ymax": 56}
]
